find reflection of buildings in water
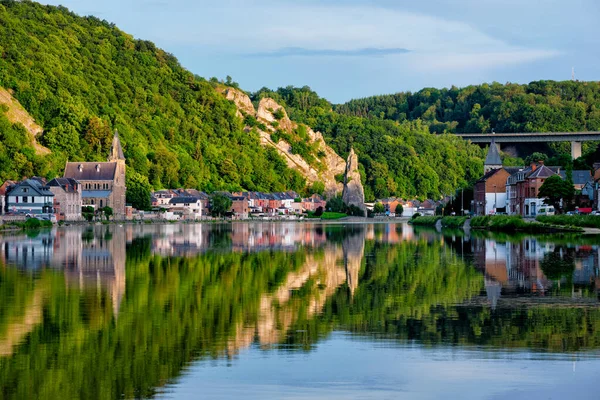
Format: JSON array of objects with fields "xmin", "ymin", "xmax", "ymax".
[
  {"xmin": 0, "ymin": 227, "xmax": 126, "ymax": 317},
  {"xmin": 0, "ymin": 227, "xmax": 126, "ymax": 356},
  {"xmin": 0, "ymin": 231, "xmax": 55, "ymax": 269},
  {"xmin": 63, "ymin": 228, "xmax": 126, "ymax": 317},
  {"xmin": 472, "ymin": 236, "xmax": 600, "ymax": 307},
  {"xmin": 365, "ymin": 223, "xmax": 415, "ymax": 244}
]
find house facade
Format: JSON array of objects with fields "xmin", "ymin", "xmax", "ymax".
[
  {"xmin": 168, "ymin": 197, "xmax": 203, "ymax": 220},
  {"xmin": 0, "ymin": 180, "xmax": 15, "ymax": 215},
  {"xmin": 473, "ymin": 168, "xmax": 511, "ymax": 215},
  {"xmin": 5, "ymin": 179, "xmax": 54, "ymax": 215},
  {"xmin": 47, "ymin": 178, "xmax": 83, "ymax": 221},
  {"xmin": 506, "ymin": 163, "xmax": 559, "ymax": 217},
  {"xmin": 63, "ymin": 131, "xmax": 126, "ymax": 219}
]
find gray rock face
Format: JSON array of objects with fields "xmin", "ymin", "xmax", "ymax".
[{"xmin": 342, "ymin": 148, "xmax": 366, "ymax": 214}]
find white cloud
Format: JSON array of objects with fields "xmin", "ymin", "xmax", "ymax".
[{"xmin": 141, "ymin": 1, "xmax": 559, "ymax": 70}]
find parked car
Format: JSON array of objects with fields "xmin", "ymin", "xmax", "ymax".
[
  {"xmin": 591, "ymin": 210, "xmax": 600, "ymax": 216},
  {"xmin": 566, "ymin": 211, "xmax": 577, "ymax": 215},
  {"xmin": 538, "ymin": 207, "xmax": 555, "ymax": 216}
]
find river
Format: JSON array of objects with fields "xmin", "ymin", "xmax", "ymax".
[{"xmin": 0, "ymin": 223, "xmax": 599, "ymax": 399}]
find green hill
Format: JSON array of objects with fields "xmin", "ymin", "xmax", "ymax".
[
  {"xmin": 335, "ymin": 81, "xmax": 600, "ymax": 134},
  {"xmin": 0, "ymin": 0, "xmax": 304, "ymax": 193},
  {"xmin": 253, "ymin": 86, "xmax": 485, "ymax": 200}
]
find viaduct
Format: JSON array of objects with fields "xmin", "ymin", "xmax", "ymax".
[{"xmin": 457, "ymin": 132, "xmax": 600, "ymax": 159}]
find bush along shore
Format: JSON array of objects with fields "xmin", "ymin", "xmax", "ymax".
[
  {"xmin": 470, "ymin": 215, "xmax": 582, "ymax": 233},
  {"xmin": 0, "ymin": 218, "xmax": 53, "ymax": 231},
  {"xmin": 536, "ymin": 215, "xmax": 600, "ymax": 229},
  {"xmin": 409, "ymin": 216, "xmax": 441, "ymax": 226},
  {"xmin": 409, "ymin": 214, "xmax": 582, "ymax": 233}
]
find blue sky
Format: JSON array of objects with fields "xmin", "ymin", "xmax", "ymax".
[{"xmin": 44, "ymin": 0, "xmax": 599, "ymax": 103}]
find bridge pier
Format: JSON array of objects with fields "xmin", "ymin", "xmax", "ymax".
[{"xmin": 571, "ymin": 141, "xmax": 582, "ymax": 159}]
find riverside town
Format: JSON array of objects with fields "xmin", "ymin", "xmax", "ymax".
[{"xmin": 2, "ymin": 1, "xmax": 600, "ymax": 399}]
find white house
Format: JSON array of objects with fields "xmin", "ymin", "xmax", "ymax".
[
  {"xmin": 6, "ymin": 179, "xmax": 55, "ymax": 216},
  {"xmin": 168, "ymin": 197, "xmax": 203, "ymax": 220}
]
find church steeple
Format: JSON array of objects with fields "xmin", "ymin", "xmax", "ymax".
[
  {"xmin": 484, "ymin": 138, "xmax": 502, "ymax": 173},
  {"xmin": 108, "ymin": 129, "xmax": 125, "ymax": 162}
]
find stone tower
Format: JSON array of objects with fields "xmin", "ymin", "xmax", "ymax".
[
  {"xmin": 108, "ymin": 130, "xmax": 126, "ymax": 219},
  {"xmin": 342, "ymin": 148, "xmax": 366, "ymax": 216},
  {"xmin": 484, "ymin": 138, "xmax": 502, "ymax": 173}
]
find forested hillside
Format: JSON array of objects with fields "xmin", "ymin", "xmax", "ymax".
[
  {"xmin": 0, "ymin": 1, "xmax": 304, "ymax": 193},
  {"xmin": 335, "ymin": 81, "xmax": 600, "ymax": 134},
  {"xmin": 253, "ymin": 87, "xmax": 484, "ymax": 200}
]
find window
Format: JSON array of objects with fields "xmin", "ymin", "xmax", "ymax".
[
  {"xmin": 23, "ymin": 196, "xmax": 28, "ymax": 203},
  {"xmin": 23, "ymin": 188, "xmax": 28, "ymax": 193}
]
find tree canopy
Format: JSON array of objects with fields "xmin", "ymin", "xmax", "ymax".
[
  {"xmin": 538, "ymin": 175, "xmax": 574, "ymax": 212},
  {"xmin": 0, "ymin": 1, "xmax": 305, "ymax": 193}
]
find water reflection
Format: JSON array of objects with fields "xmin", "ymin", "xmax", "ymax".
[{"xmin": 0, "ymin": 223, "xmax": 600, "ymax": 399}]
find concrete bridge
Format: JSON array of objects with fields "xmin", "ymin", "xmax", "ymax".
[{"xmin": 458, "ymin": 132, "xmax": 600, "ymax": 159}]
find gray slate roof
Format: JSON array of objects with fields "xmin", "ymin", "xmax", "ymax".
[
  {"xmin": 82, "ymin": 190, "xmax": 111, "ymax": 198},
  {"xmin": 7, "ymin": 179, "xmax": 54, "ymax": 197},
  {"xmin": 484, "ymin": 139, "xmax": 502, "ymax": 166},
  {"xmin": 64, "ymin": 162, "xmax": 117, "ymax": 181}
]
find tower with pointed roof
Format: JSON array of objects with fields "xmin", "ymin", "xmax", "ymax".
[
  {"xmin": 484, "ymin": 138, "xmax": 502, "ymax": 173},
  {"xmin": 63, "ymin": 129, "xmax": 127, "ymax": 219}
]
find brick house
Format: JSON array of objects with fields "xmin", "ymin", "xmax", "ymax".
[
  {"xmin": 506, "ymin": 162, "xmax": 560, "ymax": 216},
  {"xmin": 47, "ymin": 178, "xmax": 83, "ymax": 221},
  {"xmin": 230, "ymin": 196, "xmax": 249, "ymax": 219},
  {"xmin": 473, "ymin": 168, "xmax": 511, "ymax": 215}
]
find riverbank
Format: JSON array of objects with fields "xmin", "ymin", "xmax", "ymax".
[{"xmin": 408, "ymin": 215, "xmax": 583, "ymax": 234}]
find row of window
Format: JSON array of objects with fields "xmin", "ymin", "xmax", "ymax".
[{"xmin": 85, "ymin": 183, "xmax": 111, "ymax": 190}]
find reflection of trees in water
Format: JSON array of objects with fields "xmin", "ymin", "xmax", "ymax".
[
  {"xmin": 2, "ymin": 231, "xmax": 600, "ymax": 399},
  {"xmin": 540, "ymin": 246, "xmax": 575, "ymax": 281}
]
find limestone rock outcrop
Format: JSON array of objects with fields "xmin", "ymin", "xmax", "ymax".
[
  {"xmin": 342, "ymin": 148, "xmax": 366, "ymax": 214},
  {"xmin": 220, "ymin": 87, "xmax": 346, "ymax": 197}
]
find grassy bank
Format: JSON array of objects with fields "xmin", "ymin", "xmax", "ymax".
[
  {"xmin": 320, "ymin": 212, "xmax": 348, "ymax": 220},
  {"xmin": 471, "ymin": 215, "xmax": 582, "ymax": 233},
  {"xmin": 441, "ymin": 216, "xmax": 468, "ymax": 228},
  {"xmin": 536, "ymin": 215, "xmax": 600, "ymax": 228},
  {"xmin": 0, "ymin": 219, "xmax": 53, "ymax": 232},
  {"xmin": 409, "ymin": 216, "xmax": 441, "ymax": 226}
]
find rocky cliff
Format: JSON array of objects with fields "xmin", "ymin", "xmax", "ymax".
[
  {"xmin": 0, "ymin": 87, "xmax": 50, "ymax": 156},
  {"xmin": 342, "ymin": 148, "xmax": 366, "ymax": 213},
  {"xmin": 220, "ymin": 87, "xmax": 347, "ymax": 197}
]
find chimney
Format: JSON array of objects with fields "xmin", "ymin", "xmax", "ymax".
[
  {"xmin": 538, "ymin": 160, "xmax": 544, "ymax": 166},
  {"xmin": 78, "ymin": 164, "xmax": 83, "ymax": 172},
  {"xmin": 96, "ymin": 164, "xmax": 101, "ymax": 172},
  {"xmin": 530, "ymin": 163, "xmax": 537, "ymax": 172}
]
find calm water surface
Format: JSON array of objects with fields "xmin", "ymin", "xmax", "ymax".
[{"xmin": 1, "ymin": 223, "xmax": 600, "ymax": 399}]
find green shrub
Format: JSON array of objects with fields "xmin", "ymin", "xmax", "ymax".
[
  {"xmin": 441, "ymin": 216, "xmax": 467, "ymax": 228},
  {"xmin": 536, "ymin": 215, "xmax": 600, "ymax": 229},
  {"xmin": 24, "ymin": 218, "xmax": 41, "ymax": 229},
  {"xmin": 410, "ymin": 216, "xmax": 441, "ymax": 226}
]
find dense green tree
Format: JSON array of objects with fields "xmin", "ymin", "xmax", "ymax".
[
  {"xmin": 395, "ymin": 203, "xmax": 404, "ymax": 216},
  {"xmin": 373, "ymin": 202, "xmax": 385, "ymax": 214},
  {"xmin": 101, "ymin": 206, "xmax": 113, "ymax": 221},
  {"xmin": 538, "ymin": 175, "xmax": 574, "ymax": 213},
  {"xmin": 126, "ymin": 172, "xmax": 152, "ymax": 210},
  {"xmin": 210, "ymin": 193, "xmax": 232, "ymax": 217}
]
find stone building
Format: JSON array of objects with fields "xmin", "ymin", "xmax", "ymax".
[
  {"xmin": 47, "ymin": 178, "xmax": 82, "ymax": 221},
  {"xmin": 63, "ymin": 131, "xmax": 126, "ymax": 219}
]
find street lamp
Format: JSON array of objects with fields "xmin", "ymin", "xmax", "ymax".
[{"xmin": 493, "ymin": 184, "xmax": 497, "ymax": 214}]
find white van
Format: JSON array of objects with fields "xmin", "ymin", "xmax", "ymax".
[{"xmin": 538, "ymin": 206, "xmax": 555, "ymax": 216}]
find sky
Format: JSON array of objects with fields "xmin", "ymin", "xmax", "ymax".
[{"xmin": 43, "ymin": 0, "xmax": 600, "ymax": 103}]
